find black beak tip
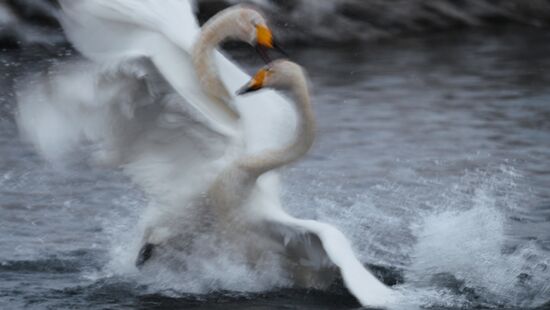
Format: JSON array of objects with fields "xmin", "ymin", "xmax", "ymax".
[
  {"xmin": 236, "ymin": 85, "xmax": 251, "ymax": 96},
  {"xmin": 236, "ymin": 84, "xmax": 262, "ymax": 96},
  {"xmin": 255, "ymin": 44, "xmax": 272, "ymax": 64},
  {"xmin": 273, "ymin": 41, "xmax": 289, "ymax": 58}
]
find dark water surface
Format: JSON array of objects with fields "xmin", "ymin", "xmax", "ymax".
[{"xmin": 1, "ymin": 29, "xmax": 549, "ymax": 309}]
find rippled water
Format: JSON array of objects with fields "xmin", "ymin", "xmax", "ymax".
[{"xmin": 1, "ymin": 29, "xmax": 549, "ymax": 309}]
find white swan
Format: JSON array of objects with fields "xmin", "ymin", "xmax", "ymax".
[
  {"xmin": 16, "ymin": 1, "xmax": 400, "ymax": 308},
  {"xmin": 135, "ymin": 60, "xmax": 399, "ymax": 307},
  {"xmin": 58, "ymin": 0, "xmax": 283, "ymax": 136}
]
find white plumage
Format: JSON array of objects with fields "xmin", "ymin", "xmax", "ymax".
[{"xmin": 16, "ymin": 1, "xmax": 399, "ymax": 307}]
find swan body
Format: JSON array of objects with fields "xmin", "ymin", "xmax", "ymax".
[
  {"xmin": 210, "ymin": 61, "xmax": 314, "ymax": 208},
  {"xmin": 16, "ymin": 1, "xmax": 400, "ymax": 308},
  {"xmin": 139, "ymin": 60, "xmax": 400, "ymax": 307}
]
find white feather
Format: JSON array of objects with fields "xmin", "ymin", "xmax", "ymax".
[{"xmin": 17, "ymin": 1, "xmax": 400, "ymax": 307}]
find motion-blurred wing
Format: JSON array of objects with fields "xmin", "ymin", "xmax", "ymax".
[
  {"xmin": 17, "ymin": 57, "xmax": 233, "ymax": 202},
  {"xmin": 58, "ymin": 0, "xmax": 239, "ymax": 136},
  {"xmin": 58, "ymin": 0, "xmax": 294, "ymax": 154}
]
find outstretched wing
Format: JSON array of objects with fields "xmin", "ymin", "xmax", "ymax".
[
  {"xmin": 260, "ymin": 205, "xmax": 400, "ymax": 308},
  {"xmin": 58, "ymin": 0, "xmax": 239, "ymax": 136},
  {"xmin": 17, "ymin": 57, "xmax": 234, "ymax": 202},
  {"xmin": 58, "ymin": 0, "xmax": 295, "ymax": 154}
]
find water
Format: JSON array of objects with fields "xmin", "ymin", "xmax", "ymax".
[{"xmin": 1, "ymin": 28, "xmax": 549, "ymax": 309}]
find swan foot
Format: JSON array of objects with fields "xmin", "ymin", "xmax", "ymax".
[{"xmin": 135, "ymin": 243, "xmax": 155, "ymax": 268}]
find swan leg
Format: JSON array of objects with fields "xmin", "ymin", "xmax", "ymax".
[
  {"xmin": 135, "ymin": 226, "xmax": 157, "ymax": 268},
  {"xmin": 135, "ymin": 243, "xmax": 155, "ymax": 268}
]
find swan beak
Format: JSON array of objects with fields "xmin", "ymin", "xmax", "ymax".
[
  {"xmin": 255, "ymin": 41, "xmax": 288, "ymax": 63},
  {"xmin": 255, "ymin": 44, "xmax": 272, "ymax": 64},
  {"xmin": 256, "ymin": 24, "xmax": 287, "ymax": 63},
  {"xmin": 236, "ymin": 68, "xmax": 267, "ymax": 95},
  {"xmin": 256, "ymin": 24, "xmax": 274, "ymax": 49},
  {"xmin": 273, "ymin": 41, "xmax": 288, "ymax": 57},
  {"xmin": 256, "ymin": 24, "xmax": 273, "ymax": 63},
  {"xmin": 236, "ymin": 81, "xmax": 261, "ymax": 95}
]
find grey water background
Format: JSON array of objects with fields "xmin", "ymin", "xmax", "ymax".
[
  {"xmin": 4, "ymin": 0, "xmax": 550, "ymax": 46},
  {"xmin": 1, "ymin": 27, "xmax": 550, "ymax": 309}
]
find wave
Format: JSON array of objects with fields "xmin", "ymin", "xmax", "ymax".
[
  {"xmin": 77, "ymin": 152, "xmax": 547, "ymax": 308},
  {"xmin": 0, "ymin": 248, "xmax": 102, "ymax": 274},
  {"xmin": 400, "ymin": 166, "xmax": 550, "ymax": 308},
  {"xmin": 282, "ymin": 161, "xmax": 550, "ymax": 308},
  {"xmin": 0, "ymin": 258, "xmax": 82, "ymax": 273}
]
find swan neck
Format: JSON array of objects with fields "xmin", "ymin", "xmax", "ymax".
[
  {"xmin": 192, "ymin": 14, "xmax": 234, "ymax": 103},
  {"xmin": 198, "ymin": 17, "xmax": 230, "ymax": 51},
  {"xmin": 241, "ymin": 78, "xmax": 316, "ymax": 178}
]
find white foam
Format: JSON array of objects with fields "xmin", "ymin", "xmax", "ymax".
[{"xmin": 405, "ymin": 169, "xmax": 550, "ymax": 308}]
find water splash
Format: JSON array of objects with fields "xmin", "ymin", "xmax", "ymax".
[{"xmin": 403, "ymin": 166, "xmax": 550, "ymax": 308}]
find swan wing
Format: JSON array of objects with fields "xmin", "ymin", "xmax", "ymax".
[
  {"xmin": 59, "ymin": 0, "xmax": 295, "ymax": 152},
  {"xmin": 261, "ymin": 207, "xmax": 399, "ymax": 308},
  {"xmin": 17, "ymin": 57, "xmax": 233, "ymax": 202},
  {"xmin": 58, "ymin": 0, "xmax": 239, "ymax": 136},
  {"xmin": 60, "ymin": 0, "xmax": 199, "ymax": 51}
]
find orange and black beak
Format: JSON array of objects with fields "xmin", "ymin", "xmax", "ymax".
[
  {"xmin": 255, "ymin": 24, "xmax": 287, "ymax": 63},
  {"xmin": 236, "ymin": 67, "xmax": 268, "ymax": 95}
]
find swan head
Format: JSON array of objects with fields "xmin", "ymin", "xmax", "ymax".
[
  {"xmin": 230, "ymin": 6, "xmax": 286, "ymax": 62},
  {"xmin": 236, "ymin": 60, "xmax": 304, "ymax": 95}
]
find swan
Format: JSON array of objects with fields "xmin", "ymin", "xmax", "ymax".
[
  {"xmin": 136, "ymin": 60, "xmax": 400, "ymax": 307},
  {"xmin": 16, "ymin": 1, "xmax": 400, "ymax": 308},
  {"xmin": 58, "ymin": 0, "xmax": 284, "ymax": 135},
  {"xmin": 191, "ymin": 5, "xmax": 285, "ymax": 114}
]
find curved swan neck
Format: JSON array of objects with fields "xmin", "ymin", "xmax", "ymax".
[
  {"xmin": 240, "ymin": 75, "xmax": 316, "ymax": 178},
  {"xmin": 192, "ymin": 11, "xmax": 239, "ymax": 103}
]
